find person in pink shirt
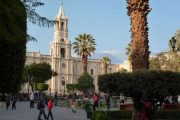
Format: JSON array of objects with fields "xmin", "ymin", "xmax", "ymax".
[{"xmin": 47, "ymin": 97, "xmax": 53, "ymax": 120}]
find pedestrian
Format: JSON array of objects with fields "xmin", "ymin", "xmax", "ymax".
[
  {"xmin": 5, "ymin": 94, "xmax": 10, "ymax": 110},
  {"xmin": 141, "ymin": 98, "xmax": 153, "ymax": 120},
  {"xmin": 144, "ymin": 99, "xmax": 153, "ymax": 120},
  {"xmin": 38, "ymin": 93, "xmax": 47, "ymax": 120},
  {"xmin": 71, "ymin": 98, "xmax": 76, "ymax": 113},
  {"xmin": 92, "ymin": 93, "xmax": 99, "ymax": 111},
  {"xmin": 105, "ymin": 94, "xmax": 110, "ymax": 110},
  {"xmin": 47, "ymin": 97, "xmax": 53, "ymax": 120},
  {"xmin": 0, "ymin": 94, "xmax": 5, "ymax": 110},
  {"xmin": 84, "ymin": 97, "xmax": 93, "ymax": 119},
  {"xmin": 11, "ymin": 95, "xmax": 17, "ymax": 110},
  {"xmin": 30, "ymin": 92, "xmax": 35, "ymax": 109},
  {"xmin": 53, "ymin": 92, "xmax": 57, "ymax": 106}
]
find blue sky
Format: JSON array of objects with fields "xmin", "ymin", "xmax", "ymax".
[{"xmin": 27, "ymin": 0, "xmax": 180, "ymax": 63}]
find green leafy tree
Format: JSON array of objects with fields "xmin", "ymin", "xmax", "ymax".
[
  {"xmin": 98, "ymin": 70, "xmax": 180, "ymax": 119},
  {"xmin": 0, "ymin": 0, "xmax": 26, "ymax": 93},
  {"xmin": 66, "ymin": 84, "xmax": 77, "ymax": 94},
  {"xmin": 73, "ymin": 33, "xmax": 96, "ymax": 73},
  {"xmin": 100, "ymin": 57, "xmax": 111, "ymax": 74},
  {"xmin": 23, "ymin": 62, "xmax": 53, "ymax": 91},
  {"xmin": 34, "ymin": 83, "xmax": 48, "ymax": 91},
  {"xmin": 77, "ymin": 73, "xmax": 94, "ymax": 95},
  {"xmin": 150, "ymin": 52, "xmax": 180, "ymax": 72}
]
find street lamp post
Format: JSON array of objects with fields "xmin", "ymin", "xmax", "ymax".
[
  {"xmin": 62, "ymin": 80, "xmax": 65, "ymax": 95},
  {"xmin": 89, "ymin": 78, "xmax": 91, "ymax": 96}
]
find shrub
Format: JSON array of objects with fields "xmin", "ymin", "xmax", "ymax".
[{"xmin": 92, "ymin": 110, "xmax": 180, "ymax": 120}]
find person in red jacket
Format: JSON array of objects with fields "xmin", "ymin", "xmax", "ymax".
[{"xmin": 47, "ymin": 97, "xmax": 53, "ymax": 120}]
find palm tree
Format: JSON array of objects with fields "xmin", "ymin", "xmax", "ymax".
[
  {"xmin": 100, "ymin": 57, "xmax": 111, "ymax": 74},
  {"xmin": 126, "ymin": 0, "xmax": 151, "ymax": 119},
  {"xmin": 73, "ymin": 33, "xmax": 96, "ymax": 73},
  {"xmin": 126, "ymin": 0, "xmax": 151, "ymax": 71}
]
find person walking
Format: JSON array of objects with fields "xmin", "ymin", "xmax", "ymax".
[
  {"xmin": 5, "ymin": 94, "xmax": 10, "ymax": 110},
  {"xmin": 53, "ymin": 92, "xmax": 57, "ymax": 106},
  {"xmin": 105, "ymin": 94, "xmax": 110, "ymax": 110},
  {"xmin": 11, "ymin": 95, "xmax": 17, "ymax": 110},
  {"xmin": 47, "ymin": 97, "xmax": 53, "ymax": 120},
  {"xmin": 85, "ymin": 97, "xmax": 93, "ymax": 119},
  {"xmin": 38, "ymin": 93, "xmax": 47, "ymax": 120},
  {"xmin": 71, "ymin": 98, "xmax": 76, "ymax": 113},
  {"xmin": 30, "ymin": 92, "xmax": 35, "ymax": 109},
  {"xmin": 92, "ymin": 93, "xmax": 99, "ymax": 111}
]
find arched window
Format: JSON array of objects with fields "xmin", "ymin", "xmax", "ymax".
[
  {"xmin": 60, "ymin": 48, "xmax": 65, "ymax": 58},
  {"xmin": 61, "ymin": 39, "xmax": 64, "ymax": 42},
  {"xmin": 90, "ymin": 69, "xmax": 94, "ymax": 75},
  {"xmin": 61, "ymin": 22, "xmax": 64, "ymax": 30}
]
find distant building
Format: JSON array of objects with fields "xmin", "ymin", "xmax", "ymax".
[{"xmin": 22, "ymin": 4, "xmax": 131, "ymax": 94}]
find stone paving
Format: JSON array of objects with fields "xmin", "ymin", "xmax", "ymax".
[{"xmin": 0, "ymin": 102, "xmax": 88, "ymax": 120}]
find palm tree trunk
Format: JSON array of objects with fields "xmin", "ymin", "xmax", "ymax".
[
  {"xmin": 104, "ymin": 63, "xmax": 108, "ymax": 74},
  {"xmin": 126, "ymin": 0, "xmax": 150, "ymax": 119},
  {"xmin": 126, "ymin": 0, "xmax": 150, "ymax": 71},
  {"xmin": 131, "ymin": 98, "xmax": 142, "ymax": 120},
  {"xmin": 82, "ymin": 56, "xmax": 88, "ymax": 73}
]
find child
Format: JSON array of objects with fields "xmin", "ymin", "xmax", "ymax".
[{"xmin": 47, "ymin": 97, "xmax": 53, "ymax": 120}]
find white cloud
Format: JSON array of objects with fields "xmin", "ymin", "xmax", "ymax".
[{"xmin": 100, "ymin": 50, "xmax": 121, "ymax": 56}]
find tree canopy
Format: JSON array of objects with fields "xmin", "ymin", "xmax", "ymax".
[
  {"xmin": 73, "ymin": 33, "xmax": 96, "ymax": 73},
  {"xmin": 149, "ymin": 52, "xmax": 180, "ymax": 72},
  {"xmin": 23, "ymin": 62, "xmax": 53, "ymax": 83},
  {"xmin": 0, "ymin": 0, "xmax": 26, "ymax": 93},
  {"xmin": 98, "ymin": 70, "xmax": 180, "ymax": 108},
  {"xmin": 77, "ymin": 73, "xmax": 94, "ymax": 94}
]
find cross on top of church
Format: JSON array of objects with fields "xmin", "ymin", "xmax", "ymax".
[{"xmin": 60, "ymin": 0, "xmax": 63, "ymax": 6}]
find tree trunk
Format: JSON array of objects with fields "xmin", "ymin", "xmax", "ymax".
[
  {"xmin": 132, "ymin": 106, "xmax": 140, "ymax": 120},
  {"xmin": 126, "ymin": 0, "xmax": 150, "ymax": 71},
  {"xmin": 103, "ymin": 63, "xmax": 108, "ymax": 74},
  {"xmin": 132, "ymin": 98, "xmax": 141, "ymax": 120},
  {"xmin": 82, "ymin": 56, "xmax": 88, "ymax": 73}
]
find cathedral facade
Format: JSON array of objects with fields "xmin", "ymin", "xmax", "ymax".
[{"xmin": 24, "ymin": 4, "xmax": 131, "ymax": 94}]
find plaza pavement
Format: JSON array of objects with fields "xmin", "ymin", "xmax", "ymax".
[{"xmin": 0, "ymin": 102, "xmax": 88, "ymax": 120}]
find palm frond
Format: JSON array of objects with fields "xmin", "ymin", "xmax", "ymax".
[{"xmin": 26, "ymin": 34, "xmax": 37, "ymax": 42}]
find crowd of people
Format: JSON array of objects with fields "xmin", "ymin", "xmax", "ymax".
[
  {"xmin": 0, "ymin": 93, "xmax": 17, "ymax": 110},
  {"xmin": 0, "ymin": 91, "xmax": 124, "ymax": 120}
]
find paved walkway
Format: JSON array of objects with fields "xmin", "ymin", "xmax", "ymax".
[{"xmin": 0, "ymin": 102, "xmax": 88, "ymax": 120}]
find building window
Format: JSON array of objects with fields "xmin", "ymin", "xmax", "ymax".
[
  {"xmin": 60, "ymin": 48, "xmax": 65, "ymax": 58},
  {"xmin": 61, "ymin": 39, "xmax": 64, "ymax": 42},
  {"xmin": 90, "ymin": 69, "xmax": 94, "ymax": 75},
  {"xmin": 61, "ymin": 22, "xmax": 64, "ymax": 30}
]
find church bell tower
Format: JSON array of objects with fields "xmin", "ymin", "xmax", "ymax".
[{"xmin": 50, "ymin": 1, "xmax": 71, "ymax": 93}]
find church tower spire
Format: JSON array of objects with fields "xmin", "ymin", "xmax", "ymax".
[
  {"xmin": 50, "ymin": 0, "xmax": 71, "ymax": 58},
  {"xmin": 58, "ymin": 0, "xmax": 66, "ymax": 18}
]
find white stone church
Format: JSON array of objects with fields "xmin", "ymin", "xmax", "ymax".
[{"xmin": 23, "ymin": 4, "xmax": 131, "ymax": 94}]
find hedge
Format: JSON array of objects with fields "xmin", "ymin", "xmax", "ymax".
[{"xmin": 92, "ymin": 110, "xmax": 180, "ymax": 120}]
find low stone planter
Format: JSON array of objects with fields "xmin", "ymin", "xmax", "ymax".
[
  {"xmin": 120, "ymin": 104, "xmax": 133, "ymax": 110},
  {"xmin": 162, "ymin": 104, "xmax": 180, "ymax": 110}
]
